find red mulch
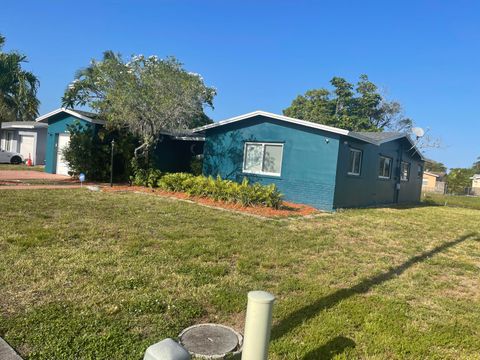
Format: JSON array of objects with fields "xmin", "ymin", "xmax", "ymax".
[{"xmin": 102, "ymin": 185, "xmax": 318, "ymax": 218}]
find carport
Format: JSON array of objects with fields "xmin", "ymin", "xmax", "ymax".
[{"xmin": 0, "ymin": 122, "xmax": 48, "ymax": 165}]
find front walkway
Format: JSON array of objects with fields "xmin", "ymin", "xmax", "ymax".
[
  {"xmin": 0, "ymin": 170, "xmax": 69, "ymax": 181},
  {"xmin": 0, "ymin": 337, "xmax": 22, "ymax": 360}
]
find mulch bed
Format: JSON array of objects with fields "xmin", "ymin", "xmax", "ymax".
[{"xmin": 102, "ymin": 185, "xmax": 319, "ymax": 218}]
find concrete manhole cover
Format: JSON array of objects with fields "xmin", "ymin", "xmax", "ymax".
[{"xmin": 179, "ymin": 323, "xmax": 243, "ymax": 359}]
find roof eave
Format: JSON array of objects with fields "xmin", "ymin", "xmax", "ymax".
[
  {"xmin": 36, "ymin": 108, "xmax": 106, "ymax": 125},
  {"xmin": 192, "ymin": 110, "xmax": 351, "ymax": 137}
]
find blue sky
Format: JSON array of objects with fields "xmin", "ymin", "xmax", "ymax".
[{"xmin": 1, "ymin": 0, "xmax": 479, "ymax": 168}]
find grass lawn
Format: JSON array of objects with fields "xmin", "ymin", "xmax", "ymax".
[
  {"xmin": 0, "ymin": 189, "xmax": 479, "ymax": 359},
  {"xmin": 422, "ymin": 192, "xmax": 480, "ymax": 210},
  {"xmin": 0, "ymin": 164, "xmax": 44, "ymax": 172}
]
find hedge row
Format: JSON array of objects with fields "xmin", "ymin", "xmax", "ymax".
[{"xmin": 131, "ymin": 171, "xmax": 283, "ymax": 209}]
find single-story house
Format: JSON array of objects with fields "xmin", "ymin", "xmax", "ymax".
[
  {"xmin": 0, "ymin": 121, "xmax": 48, "ymax": 165},
  {"xmin": 422, "ymin": 171, "xmax": 445, "ymax": 193},
  {"xmin": 193, "ymin": 111, "xmax": 425, "ymax": 211},
  {"xmin": 36, "ymin": 108, "xmax": 204, "ymax": 175},
  {"xmin": 36, "ymin": 108, "xmax": 105, "ymax": 175},
  {"xmin": 471, "ymin": 174, "xmax": 480, "ymax": 196}
]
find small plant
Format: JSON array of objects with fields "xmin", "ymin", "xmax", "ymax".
[
  {"xmin": 190, "ymin": 155, "xmax": 203, "ymax": 176},
  {"xmin": 157, "ymin": 173, "xmax": 283, "ymax": 208}
]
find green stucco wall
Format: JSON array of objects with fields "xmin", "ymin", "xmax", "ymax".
[
  {"xmin": 44, "ymin": 114, "xmax": 94, "ymax": 174},
  {"xmin": 44, "ymin": 112, "xmax": 202, "ymax": 174},
  {"xmin": 333, "ymin": 136, "xmax": 423, "ymax": 208},
  {"xmin": 153, "ymin": 136, "xmax": 203, "ymax": 173},
  {"xmin": 202, "ymin": 115, "xmax": 340, "ymax": 211}
]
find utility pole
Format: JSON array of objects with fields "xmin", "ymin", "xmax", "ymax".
[{"xmin": 110, "ymin": 139, "xmax": 115, "ymax": 187}]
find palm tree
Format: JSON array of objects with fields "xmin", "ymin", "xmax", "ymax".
[
  {"xmin": 0, "ymin": 34, "xmax": 40, "ymax": 122},
  {"xmin": 473, "ymin": 156, "xmax": 480, "ymax": 172}
]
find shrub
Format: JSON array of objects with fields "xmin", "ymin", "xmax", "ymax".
[
  {"xmin": 63, "ymin": 121, "xmax": 137, "ymax": 181},
  {"xmin": 190, "ymin": 155, "xmax": 203, "ymax": 176},
  {"xmin": 130, "ymin": 162, "xmax": 163, "ymax": 188},
  {"xmin": 156, "ymin": 173, "xmax": 283, "ymax": 209}
]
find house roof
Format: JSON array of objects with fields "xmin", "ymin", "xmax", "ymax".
[
  {"xmin": 36, "ymin": 108, "xmax": 106, "ymax": 125},
  {"xmin": 35, "ymin": 108, "xmax": 204, "ymax": 141},
  {"xmin": 193, "ymin": 110, "xmax": 425, "ymax": 160},
  {"xmin": 423, "ymin": 171, "xmax": 440, "ymax": 178},
  {"xmin": 1, "ymin": 121, "xmax": 48, "ymax": 130},
  {"xmin": 349, "ymin": 131, "xmax": 405, "ymax": 144},
  {"xmin": 193, "ymin": 110, "xmax": 351, "ymax": 137},
  {"xmin": 159, "ymin": 129, "xmax": 205, "ymax": 141}
]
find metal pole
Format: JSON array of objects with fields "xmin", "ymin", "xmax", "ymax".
[
  {"xmin": 110, "ymin": 139, "xmax": 115, "ymax": 187},
  {"xmin": 241, "ymin": 291, "xmax": 275, "ymax": 360}
]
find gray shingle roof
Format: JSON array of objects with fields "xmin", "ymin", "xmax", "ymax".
[
  {"xmin": 73, "ymin": 109, "xmax": 101, "ymax": 120},
  {"xmin": 350, "ymin": 131, "xmax": 405, "ymax": 143}
]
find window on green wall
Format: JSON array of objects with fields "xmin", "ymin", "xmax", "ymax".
[
  {"xmin": 400, "ymin": 161, "xmax": 410, "ymax": 181},
  {"xmin": 417, "ymin": 164, "xmax": 423, "ymax": 179},
  {"xmin": 243, "ymin": 142, "xmax": 283, "ymax": 176},
  {"xmin": 5, "ymin": 131, "xmax": 14, "ymax": 152},
  {"xmin": 348, "ymin": 148, "xmax": 362, "ymax": 176},
  {"xmin": 378, "ymin": 156, "xmax": 392, "ymax": 179}
]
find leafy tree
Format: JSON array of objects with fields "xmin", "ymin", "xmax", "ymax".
[
  {"xmin": 0, "ymin": 34, "xmax": 40, "ymax": 122},
  {"xmin": 283, "ymin": 75, "xmax": 413, "ymax": 132},
  {"xmin": 424, "ymin": 160, "xmax": 447, "ymax": 173},
  {"xmin": 62, "ymin": 52, "xmax": 215, "ymax": 161},
  {"xmin": 445, "ymin": 168, "xmax": 475, "ymax": 194}
]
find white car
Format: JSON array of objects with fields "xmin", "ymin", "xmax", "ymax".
[{"xmin": 0, "ymin": 149, "xmax": 24, "ymax": 164}]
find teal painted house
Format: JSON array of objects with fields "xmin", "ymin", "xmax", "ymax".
[
  {"xmin": 36, "ymin": 108, "xmax": 204, "ymax": 175},
  {"xmin": 36, "ymin": 108, "xmax": 105, "ymax": 175},
  {"xmin": 194, "ymin": 111, "xmax": 425, "ymax": 211}
]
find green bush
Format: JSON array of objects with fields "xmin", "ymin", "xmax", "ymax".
[
  {"xmin": 156, "ymin": 173, "xmax": 283, "ymax": 209},
  {"xmin": 190, "ymin": 156, "xmax": 203, "ymax": 175},
  {"xmin": 63, "ymin": 121, "xmax": 137, "ymax": 181},
  {"xmin": 130, "ymin": 162, "xmax": 163, "ymax": 188}
]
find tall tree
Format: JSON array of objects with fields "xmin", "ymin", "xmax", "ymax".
[
  {"xmin": 424, "ymin": 160, "xmax": 447, "ymax": 173},
  {"xmin": 446, "ymin": 168, "xmax": 475, "ymax": 194},
  {"xmin": 283, "ymin": 75, "xmax": 414, "ymax": 132},
  {"xmin": 63, "ymin": 52, "xmax": 215, "ymax": 158},
  {"xmin": 0, "ymin": 34, "xmax": 40, "ymax": 122}
]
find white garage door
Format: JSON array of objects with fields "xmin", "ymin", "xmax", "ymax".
[
  {"xmin": 56, "ymin": 133, "xmax": 71, "ymax": 175},
  {"xmin": 19, "ymin": 135, "xmax": 35, "ymax": 164}
]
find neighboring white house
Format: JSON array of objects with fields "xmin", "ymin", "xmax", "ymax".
[
  {"xmin": 0, "ymin": 122, "xmax": 48, "ymax": 165},
  {"xmin": 471, "ymin": 174, "xmax": 480, "ymax": 196}
]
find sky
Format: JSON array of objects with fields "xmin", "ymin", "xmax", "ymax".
[{"xmin": 1, "ymin": 0, "xmax": 479, "ymax": 169}]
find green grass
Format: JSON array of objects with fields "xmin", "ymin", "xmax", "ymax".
[
  {"xmin": 422, "ymin": 192, "xmax": 480, "ymax": 210},
  {"xmin": 0, "ymin": 189, "xmax": 479, "ymax": 359},
  {"xmin": 0, "ymin": 164, "xmax": 44, "ymax": 172}
]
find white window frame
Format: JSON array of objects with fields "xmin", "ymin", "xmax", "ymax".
[
  {"xmin": 417, "ymin": 164, "xmax": 423, "ymax": 179},
  {"xmin": 348, "ymin": 148, "xmax": 362, "ymax": 176},
  {"xmin": 400, "ymin": 161, "xmax": 410, "ymax": 182},
  {"xmin": 242, "ymin": 142, "xmax": 284, "ymax": 177},
  {"xmin": 5, "ymin": 131, "xmax": 14, "ymax": 152},
  {"xmin": 378, "ymin": 155, "xmax": 392, "ymax": 179}
]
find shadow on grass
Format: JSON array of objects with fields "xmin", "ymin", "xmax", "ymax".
[
  {"xmin": 302, "ymin": 336, "xmax": 356, "ymax": 360},
  {"xmin": 272, "ymin": 232, "xmax": 479, "ymax": 341}
]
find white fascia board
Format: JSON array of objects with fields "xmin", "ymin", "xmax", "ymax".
[
  {"xmin": 367, "ymin": 133, "xmax": 426, "ymax": 160},
  {"xmin": 401, "ymin": 135, "xmax": 426, "ymax": 161},
  {"xmin": 192, "ymin": 110, "xmax": 351, "ymax": 136},
  {"xmin": 172, "ymin": 136, "xmax": 205, "ymax": 141},
  {"xmin": 1, "ymin": 122, "xmax": 48, "ymax": 130},
  {"xmin": 191, "ymin": 110, "xmax": 426, "ymax": 159},
  {"xmin": 36, "ymin": 108, "xmax": 105, "ymax": 125}
]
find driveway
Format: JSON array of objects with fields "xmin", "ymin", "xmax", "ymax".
[{"xmin": 0, "ymin": 170, "xmax": 69, "ymax": 181}]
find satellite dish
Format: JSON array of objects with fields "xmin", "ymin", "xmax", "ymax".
[{"xmin": 412, "ymin": 127, "xmax": 425, "ymax": 138}]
